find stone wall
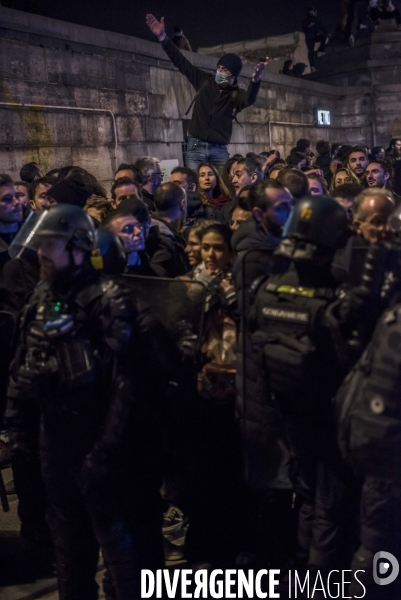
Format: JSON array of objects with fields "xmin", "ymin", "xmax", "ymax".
[{"xmin": 0, "ymin": 7, "xmax": 373, "ymax": 188}]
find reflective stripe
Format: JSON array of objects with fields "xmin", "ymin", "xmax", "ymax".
[{"xmin": 276, "ymin": 285, "xmax": 316, "ymax": 298}]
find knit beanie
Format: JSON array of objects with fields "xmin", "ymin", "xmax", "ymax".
[
  {"xmin": 217, "ymin": 53, "xmax": 243, "ymax": 79},
  {"xmin": 49, "ymin": 175, "xmax": 92, "ymax": 208}
]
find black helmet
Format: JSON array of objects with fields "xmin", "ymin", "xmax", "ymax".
[
  {"xmin": 276, "ymin": 195, "xmax": 350, "ymax": 261},
  {"xmin": 91, "ymin": 229, "xmax": 126, "ymax": 275},
  {"xmin": 9, "ymin": 204, "xmax": 95, "ymax": 259}
]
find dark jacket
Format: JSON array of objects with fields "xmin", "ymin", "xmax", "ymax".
[
  {"xmin": 142, "ymin": 190, "xmax": 156, "ymax": 213},
  {"xmin": 316, "ymin": 153, "xmax": 332, "ymax": 177},
  {"xmin": 302, "ymin": 15, "xmax": 328, "ymax": 40},
  {"xmin": 232, "ymin": 217, "xmax": 280, "ymax": 312},
  {"xmin": 232, "ymin": 218, "xmax": 285, "ymax": 489},
  {"xmin": 125, "ymin": 251, "xmax": 158, "ymax": 277},
  {"xmin": 146, "ymin": 217, "xmax": 190, "ymax": 278},
  {"xmin": 0, "ymin": 236, "xmax": 9, "ymax": 279},
  {"xmin": 0, "ymin": 252, "xmax": 40, "ymax": 315},
  {"xmin": 160, "ymin": 36, "xmax": 261, "ymax": 145}
]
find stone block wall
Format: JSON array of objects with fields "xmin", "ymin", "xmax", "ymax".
[{"xmin": 0, "ymin": 7, "xmax": 374, "ymax": 189}]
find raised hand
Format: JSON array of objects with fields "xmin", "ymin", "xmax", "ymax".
[
  {"xmin": 252, "ymin": 59, "xmax": 268, "ymax": 83},
  {"xmin": 145, "ymin": 14, "xmax": 166, "ymax": 40}
]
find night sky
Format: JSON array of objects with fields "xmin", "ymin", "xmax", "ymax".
[{"xmin": 3, "ymin": 0, "xmax": 341, "ymax": 50}]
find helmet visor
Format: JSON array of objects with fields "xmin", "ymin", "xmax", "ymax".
[{"xmin": 8, "ymin": 210, "xmax": 69, "ymax": 259}]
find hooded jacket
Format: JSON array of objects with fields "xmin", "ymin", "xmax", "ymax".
[{"xmin": 160, "ymin": 37, "xmax": 261, "ymax": 145}]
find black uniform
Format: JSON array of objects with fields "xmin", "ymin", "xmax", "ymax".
[
  {"xmin": 245, "ymin": 196, "xmax": 360, "ymax": 569},
  {"xmin": 7, "ymin": 262, "xmax": 164, "ymax": 599}
]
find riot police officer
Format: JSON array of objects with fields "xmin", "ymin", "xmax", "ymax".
[
  {"xmin": 6, "ymin": 205, "xmax": 164, "ymax": 599},
  {"xmin": 246, "ymin": 196, "xmax": 359, "ymax": 571}
]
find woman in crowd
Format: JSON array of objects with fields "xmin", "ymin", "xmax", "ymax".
[
  {"xmin": 183, "ymin": 223, "xmax": 241, "ymax": 567},
  {"xmin": 329, "ymin": 165, "xmax": 359, "ymax": 192},
  {"xmin": 184, "ymin": 220, "xmax": 220, "ymax": 271},
  {"xmin": 197, "ymin": 162, "xmax": 233, "ymax": 220}
]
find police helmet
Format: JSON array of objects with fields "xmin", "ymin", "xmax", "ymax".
[
  {"xmin": 9, "ymin": 204, "xmax": 95, "ymax": 259},
  {"xmin": 276, "ymin": 195, "xmax": 350, "ymax": 261},
  {"xmin": 91, "ymin": 229, "xmax": 126, "ymax": 275}
]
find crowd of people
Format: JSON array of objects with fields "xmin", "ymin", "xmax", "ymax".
[
  {"xmin": 0, "ymin": 12, "xmax": 400, "ymax": 600},
  {"xmin": 0, "ymin": 132, "xmax": 400, "ymax": 598}
]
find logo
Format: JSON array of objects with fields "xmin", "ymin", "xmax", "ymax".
[{"xmin": 373, "ymin": 551, "xmax": 399, "ymax": 586}]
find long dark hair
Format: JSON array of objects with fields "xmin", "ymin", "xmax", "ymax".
[{"xmin": 197, "ymin": 162, "xmax": 232, "ymax": 202}]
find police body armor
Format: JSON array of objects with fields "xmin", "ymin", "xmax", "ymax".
[
  {"xmin": 252, "ymin": 273, "xmax": 337, "ymax": 410},
  {"xmin": 335, "ymin": 302, "xmax": 401, "ymax": 480},
  {"xmin": 8, "ymin": 273, "xmax": 128, "ymax": 424}
]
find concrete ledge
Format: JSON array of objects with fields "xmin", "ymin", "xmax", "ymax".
[{"xmin": 0, "ymin": 6, "xmax": 369, "ymax": 98}]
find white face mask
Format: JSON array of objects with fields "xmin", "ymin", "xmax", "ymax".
[{"xmin": 215, "ymin": 71, "xmax": 231, "ymax": 86}]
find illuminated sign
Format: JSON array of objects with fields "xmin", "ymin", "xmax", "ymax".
[{"xmin": 316, "ymin": 109, "xmax": 331, "ymax": 126}]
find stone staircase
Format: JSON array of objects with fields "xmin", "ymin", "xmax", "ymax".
[{"xmin": 308, "ymin": 21, "xmax": 401, "ymax": 87}]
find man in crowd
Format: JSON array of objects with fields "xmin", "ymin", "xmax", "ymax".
[
  {"xmin": 302, "ymin": 6, "xmax": 329, "ymax": 73},
  {"xmin": 0, "ymin": 175, "xmax": 23, "ymax": 275},
  {"xmin": 232, "ymin": 180, "xmax": 292, "ymax": 304},
  {"xmin": 169, "ymin": 166, "xmax": 197, "ymax": 191},
  {"xmin": 365, "ymin": 159, "xmax": 401, "ymax": 205},
  {"xmin": 135, "ymin": 156, "xmax": 163, "ymax": 212},
  {"xmin": 29, "ymin": 178, "xmax": 54, "ymax": 210},
  {"xmin": 315, "ymin": 140, "xmax": 332, "ymax": 177},
  {"xmin": 14, "ymin": 181, "xmax": 31, "ymax": 210},
  {"xmin": 20, "ymin": 162, "xmax": 43, "ymax": 184},
  {"xmin": 102, "ymin": 200, "xmax": 155, "ymax": 275},
  {"xmin": 385, "ymin": 137, "xmax": 401, "ymax": 166},
  {"xmin": 276, "ymin": 167, "xmax": 309, "ymax": 200},
  {"xmin": 347, "ymin": 145, "xmax": 369, "ymax": 181},
  {"xmin": 353, "ymin": 188, "xmax": 395, "ymax": 244},
  {"xmin": 231, "ymin": 157, "xmax": 264, "ymax": 196},
  {"xmin": 111, "ymin": 177, "xmax": 141, "ymax": 209},
  {"xmin": 114, "ymin": 163, "xmax": 143, "ymax": 189},
  {"xmin": 332, "ymin": 182, "xmax": 364, "ymax": 217},
  {"xmin": 146, "ymin": 182, "xmax": 189, "ymax": 277},
  {"xmin": 146, "ymin": 13, "xmax": 267, "ymax": 171}
]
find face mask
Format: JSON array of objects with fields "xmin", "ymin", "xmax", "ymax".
[{"xmin": 215, "ymin": 71, "xmax": 231, "ymax": 86}]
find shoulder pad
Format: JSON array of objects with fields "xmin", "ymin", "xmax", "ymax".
[{"xmin": 249, "ymin": 275, "xmax": 269, "ymax": 297}]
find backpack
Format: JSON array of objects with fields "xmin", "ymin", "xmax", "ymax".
[
  {"xmin": 335, "ymin": 303, "xmax": 401, "ymax": 479},
  {"xmin": 185, "ymin": 80, "xmax": 243, "ymax": 124},
  {"xmin": 251, "ymin": 275, "xmax": 337, "ymax": 405}
]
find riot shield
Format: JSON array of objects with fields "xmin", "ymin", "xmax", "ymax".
[{"xmin": 120, "ymin": 275, "xmax": 206, "ymax": 350}]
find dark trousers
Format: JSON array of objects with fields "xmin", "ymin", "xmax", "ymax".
[
  {"xmin": 10, "ymin": 406, "xmax": 50, "ymax": 541},
  {"xmin": 284, "ymin": 413, "xmax": 361, "ymax": 569},
  {"xmin": 350, "ymin": 0, "xmax": 368, "ymax": 37},
  {"xmin": 370, "ymin": 7, "xmax": 401, "ymax": 24},
  {"xmin": 40, "ymin": 433, "xmax": 163, "ymax": 600},
  {"xmin": 306, "ymin": 35, "xmax": 327, "ymax": 67},
  {"xmin": 349, "ymin": 476, "xmax": 401, "ymax": 600}
]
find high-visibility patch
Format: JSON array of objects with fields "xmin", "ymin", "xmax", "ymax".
[
  {"xmin": 300, "ymin": 208, "xmax": 313, "ymax": 219},
  {"xmin": 262, "ymin": 306, "xmax": 309, "ymax": 323},
  {"xmin": 276, "ymin": 285, "xmax": 316, "ymax": 298}
]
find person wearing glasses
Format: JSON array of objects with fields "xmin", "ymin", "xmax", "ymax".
[
  {"xmin": 101, "ymin": 198, "xmax": 156, "ymax": 275},
  {"xmin": 135, "ymin": 156, "xmax": 163, "ymax": 213}
]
